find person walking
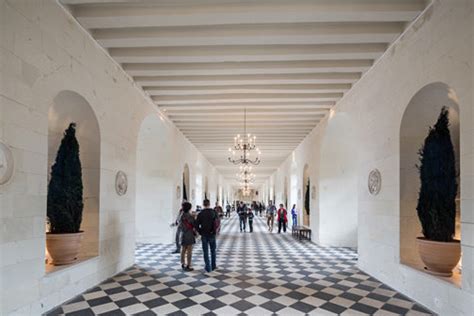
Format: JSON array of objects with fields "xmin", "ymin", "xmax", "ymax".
[
  {"xmin": 180, "ymin": 202, "xmax": 195, "ymax": 271},
  {"xmin": 291, "ymin": 204, "xmax": 298, "ymax": 227},
  {"xmin": 266, "ymin": 201, "xmax": 276, "ymax": 233},
  {"xmin": 248, "ymin": 208, "xmax": 254, "ymax": 233},
  {"xmin": 171, "ymin": 203, "xmax": 184, "ymax": 254},
  {"xmin": 225, "ymin": 203, "xmax": 231, "ymax": 217},
  {"xmin": 277, "ymin": 204, "xmax": 288, "ymax": 233},
  {"xmin": 238, "ymin": 201, "xmax": 247, "ymax": 232},
  {"xmin": 196, "ymin": 199, "xmax": 219, "ymax": 273},
  {"xmin": 214, "ymin": 202, "xmax": 224, "ymax": 218}
]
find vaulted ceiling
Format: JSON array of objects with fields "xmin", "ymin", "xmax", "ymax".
[{"xmin": 61, "ymin": 0, "xmax": 427, "ymax": 186}]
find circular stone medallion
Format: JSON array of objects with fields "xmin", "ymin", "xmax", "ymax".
[
  {"xmin": 115, "ymin": 171, "xmax": 128, "ymax": 196},
  {"xmin": 0, "ymin": 142, "xmax": 14, "ymax": 185},
  {"xmin": 368, "ymin": 169, "xmax": 382, "ymax": 195}
]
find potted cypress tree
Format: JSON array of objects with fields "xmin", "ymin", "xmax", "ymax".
[
  {"xmin": 46, "ymin": 123, "xmax": 84, "ymax": 265},
  {"xmin": 416, "ymin": 107, "xmax": 460, "ymax": 276}
]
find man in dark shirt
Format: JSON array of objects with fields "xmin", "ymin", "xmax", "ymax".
[
  {"xmin": 237, "ymin": 202, "xmax": 247, "ymax": 232},
  {"xmin": 196, "ymin": 199, "xmax": 219, "ymax": 273}
]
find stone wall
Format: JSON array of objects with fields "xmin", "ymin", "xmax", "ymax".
[
  {"xmin": 0, "ymin": 0, "xmax": 222, "ymax": 314},
  {"xmin": 271, "ymin": 0, "xmax": 474, "ymax": 314}
]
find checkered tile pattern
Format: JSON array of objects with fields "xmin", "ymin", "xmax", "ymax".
[{"xmin": 46, "ymin": 214, "xmax": 434, "ymax": 315}]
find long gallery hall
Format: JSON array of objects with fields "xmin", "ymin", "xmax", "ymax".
[{"xmin": 0, "ymin": 0, "xmax": 473, "ymax": 315}]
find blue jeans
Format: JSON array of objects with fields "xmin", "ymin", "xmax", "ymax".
[
  {"xmin": 292, "ymin": 215, "xmax": 297, "ymax": 227},
  {"xmin": 201, "ymin": 235, "xmax": 217, "ymax": 272},
  {"xmin": 239, "ymin": 217, "xmax": 246, "ymax": 231}
]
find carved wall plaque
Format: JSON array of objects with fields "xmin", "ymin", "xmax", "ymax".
[
  {"xmin": 368, "ymin": 169, "xmax": 382, "ymax": 195},
  {"xmin": 115, "ymin": 171, "xmax": 128, "ymax": 196},
  {"xmin": 0, "ymin": 142, "xmax": 14, "ymax": 185}
]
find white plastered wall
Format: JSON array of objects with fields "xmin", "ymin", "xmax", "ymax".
[
  {"xmin": 0, "ymin": 0, "xmax": 224, "ymax": 314},
  {"xmin": 271, "ymin": 0, "xmax": 474, "ymax": 314}
]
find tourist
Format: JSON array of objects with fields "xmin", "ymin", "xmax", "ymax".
[
  {"xmin": 180, "ymin": 202, "xmax": 195, "ymax": 271},
  {"xmin": 214, "ymin": 202, "xmax": 224, "ymax": 218},
  {"xmin": 237, "ymin": 201, "xmax": 247, "ymax": 232},
  {"xmin": 291, "ymin": 204, "xmax": 298, "ymax": 227},
  {"xmin": 196, "ymin": 199, "xmax": 219, "ymax": 273},
  {"xmin": 171, "ymin": 202, "xmax": 185, "ymax": 254},
  {"xmin": 248, "ymin": 208, "xmax": 254, "ymax": 233},
  {"xmin": 277, "ymin": 204, "xmax": 288, "ymax": 233},
  {"xmin": 225, "ymin": 203, "xmax": 231, "ymax": 217},
  {"xmin": 266, "ymin": 201, "xmax": 276, "ymax": 232}
]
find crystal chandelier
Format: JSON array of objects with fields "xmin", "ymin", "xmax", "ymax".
[
  {"xmin": 241, "ymin": 184, "xmax": 251, "ymax": 196},
  {"xmin": 228, "ymin": 109, "xmax": 261, "ymax": 165},
  {"xmin": 237, "ymin": 169, "xmax": 256, "ymax": 182}
]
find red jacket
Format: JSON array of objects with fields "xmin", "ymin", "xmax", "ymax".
[{"xmin": 277, "ymin": 208, "xmax": 288, "ymax": 222}]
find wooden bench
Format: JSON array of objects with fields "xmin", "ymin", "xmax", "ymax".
[{"xmin": 292, "ymin": 225, "xmax": 312, "ymax": 241}]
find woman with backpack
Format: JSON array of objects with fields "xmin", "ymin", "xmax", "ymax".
[
  {"xmin": 180, "ymin": 202, "xmax": 196, "ymax": 271},
  {"xmin": 277, "ymin": 204, "xmax": 288, "ymax": 234}
]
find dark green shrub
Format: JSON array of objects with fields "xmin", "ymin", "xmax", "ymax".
[
  {"xmin": 47, "ymin": 123, "xmax": 83, "ymax": 233},
  {"xmin": 416, "ymin": 107, "xmax": 457, "ymax": 242}
]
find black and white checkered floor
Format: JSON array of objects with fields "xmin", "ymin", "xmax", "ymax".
[{"xmin": 46, "ymin": 213, "xmax": 433, "ymax": 315}]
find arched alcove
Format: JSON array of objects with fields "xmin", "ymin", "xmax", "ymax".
[
  {"xmin": 319, "ymin": 111, "xmax": 358, "ymax": 247},
  {"xmin": 136, "ymin": 114, "xmax": 175, "ymax": 243},
  {"xmin": 399, "ymin": 82, "xmax": 461, "ymax": 280},
  {"xmin": 46, "ymin": 90, "xmax": 100, "ymax": 268},
  {"xmin": 302, "ymin": 164, "xmax": 310, "ymax": 227},
  {"xmin": 183, "ymin": 164, "xmax": 190, "ymax": 202},
  {"xmin": 290, "ymin": 161, "xmax": 298, "ymax": 217},
  {"xmin": 204, "ymin": 176, "xmax": 209, "ymax": 200}
]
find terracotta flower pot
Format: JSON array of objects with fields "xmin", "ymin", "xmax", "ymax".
[
  {"xmin": 416, "ymin": 237, "xmax": 461, "ymax": 277},
  {"xmin": 46, "ymin": 232, "xmax": 84, "ymax": 265}
]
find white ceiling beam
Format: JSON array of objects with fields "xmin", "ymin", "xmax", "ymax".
[
  {"xmin": 166, "ymin": 109, "xmax": 329, "ymax": 116},
  {"xmin": 179, "ymin": 128, "xmax": 315, "ymax": 132},
  {"xmin": 124, "ymin": 60, "xmax": 372, "ymax": 76},
  {"xmin": 143, "ymin": 83, "xmax": 351, "ymax": 96},
  {"xmin": 68, "ymin": 0, "xmax": 426, "ymax": 29},
  {"xmin": 171, "ymin": 115, "xmax": 324, "ymax": 121},
  {"xmin": 160, "ymin": 102, "xmax": 334, "ymax": 111},
  {"xmin": 110, "ymin": 43, "xmax": 387, "ymax": 63},
  {"xmin": 153, "ymin": 93, "xmax": 343, "ymax": 105},
  {"xmin": 176, "ymin": 123, "xmax": 318, "ymax": 128},
  {"xmin": 93, "ymin": 22, "xmax": 403, "ymax": 48}
]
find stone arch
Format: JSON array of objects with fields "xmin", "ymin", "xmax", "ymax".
[
  {"xmin": 302, "ymin": 164, "xmax": 310, "ymax": 226},
  {"xmin": 47, "ymin": 90, "xmax": 101, "ymax": 265},
  {"xmin": 204, "ymin": 176, "xmax": 209, "ymax": 200},
  {"xmin": 399, "ymin": 82, "xmax": 461, "ymax": 276},
  {"xmin": 183, "ymin": 164, "xmax": 190, "ymax": 202},
  {"xmin": 136, "ymin": 114, "xmax": 175, "ymax": 243},
  {"xmin": 319, "ymin": 111, "xmax": 358, "ymax": 247}
]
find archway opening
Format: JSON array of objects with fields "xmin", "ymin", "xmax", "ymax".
[
  {"xmin": 136, "ymin": 115, "xmax": 175, "ymax": 244},
  {"xmin": 399, "ymin": 82, "xmax": 461, "ymax": 283},
  {"xmin": 204, "ymin": 176, "xmax": 209, "ymax": 201},
  {"xmin": 183, "ymin": 164, "xmax": 190, "ymax": 202},
  {"xmin": 302, "ymin": 164, "xmax": 310, "ymax": 227},
  {"xmin": 319, "ymin": 111, "xmax": 358, "ymax": 247},
  {"xmin": 46, "ymin": 91, "xmax": 100, "ymax": 271}
]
